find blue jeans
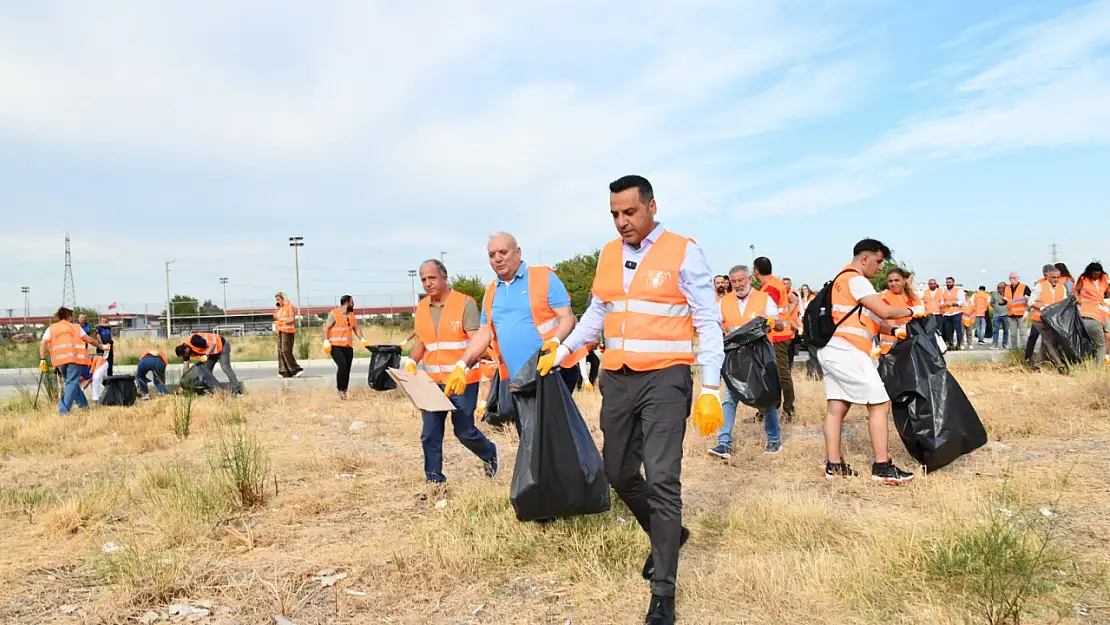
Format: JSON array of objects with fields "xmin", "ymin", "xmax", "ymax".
[
  {"xmin": 975, "ymin": 316, "xmax": 987, "ymax": 342},
  {"xmin": 717, "ymin": 385, "xmax": 781, "ymax": 447},
  {"xmin": 421, "ymin": 382, "xmax": 497, "ymax": 482},
  {"xmin": 57, "ymin": 363, "xmax": 89, "ymax": 415},
  {"xmin": 136, "ymin": 355, "xmax": 168, "ymax": 395},
  {"xmin": 992, "ymin": 315, "xmax": 1008, "ymax": 347}
]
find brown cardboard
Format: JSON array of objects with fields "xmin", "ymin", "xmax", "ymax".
[{"xmin": 386, "ymin": 368, "xmax": 458, "ymax": 412}]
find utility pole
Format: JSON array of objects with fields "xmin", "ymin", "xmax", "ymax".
[
  {"xmin": 408, "ymin": 269, "xmax": 418, "ymax": 310},
  {"xmin": 440, "ymin": 251, "xmax": 447, "ymax": 264},
  {"xmin": 289, "ymin": 237, "xmax": 304, "ymax": 325},
  {"xmin": 1049, "ymin": 242, "xmax": 1060, "ymax": 264},
  {"xmin": 219, "ymin": 277, "xmax": 228, "ymax": 326},
  {"xmin": 165, "ymin": 261, "xmax": 175, "ymax": 337},
  {"xmin": 21, "ymin": 286, "xmax": 29, "ymax": 327},
  {"xmin": 750, "ymin": 245, "xmax": 756, "ymax": 261}
]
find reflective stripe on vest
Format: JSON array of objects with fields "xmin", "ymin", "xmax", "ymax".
[
  {"xmin": 327, "ymin": 308, "xmax": 356, "ymax": 346},
  {"xmin": 1031, "ymin": 282, "xmax": 1066, "ymax": 322},
  {"xmin": 275, "ymin": 302, "xmax": 296, "ymax": 333},
  {"xmin": 830, "ymin": 267, "xmax": 878, "ymax": 354},
  {"xmin": 481, "ymin": 266, "xmax": 588, "ymax": 379},
  {"xmin": 47, "ymin": 321, "xmax": 85, "ymax": 367},
  {"xmin": 720, "ymin": 289, "xmax": 770, "ymax": 333},
  {"xmin": 415, "ymin": 290, "xmax": 479, "ymax": 384},
  {"xmin": 1004, "ymin": 284, "xmax": 1028, "ymax": 317},
  {"xmin": 760, "ymin": 276, "xmax": 795, "ymax": 343},
  {"xmin": 1076, "ymin": 275, "xmax": 1109, "ymax": 322},
  {"xmin": 592, "ymin": 231, "xmax": 695, "ymax": 371}
]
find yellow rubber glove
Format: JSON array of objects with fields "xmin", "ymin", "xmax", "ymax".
[
  {"xmin": 537, "ymin": 343, "xmax": 571, "ymax": 377},
  {"xmin": 442, "ymin": 361, "xmax": 469, "ymax": 397},
  {"xmin": 583, "ymin": 381, "xmax": 595, "ymax": 391},
  {"xmin": 322, "ymin": 339, "xmax": 332, "ymax": 356},
  {"xmin": 400, "ymin": 357, "xmax": 417, "ymax": 375},
  {"xmin": 475, "ymin": 399, "xmax": 487, "ymax": 418},
  {"xmin": 39, "ymin": 359, "xmax": 48, "ymax": 372},
  {"xmin": 692, "ymin": 388, "xmax": 724, "ymax": 437}
]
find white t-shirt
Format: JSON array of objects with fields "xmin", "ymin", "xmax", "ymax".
[
  {"xmin": 41, "ymin": 325, "xmax": 88, "ymax": 341},
  {"xmin": 826, "ymin": 276, "xmax": 883, "ymax": 353},
  {"xmin": 734, "ymin": 291, "xmax": 780, "ymax": 318}
]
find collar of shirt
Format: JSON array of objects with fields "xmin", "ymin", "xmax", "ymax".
[
  {"xmin": 497, "ymin": 261, "xmax": 529, "ymax": 286},
  {"xmin": 624, "ymin": 222, "xmax": 665, "ymax": 252}
]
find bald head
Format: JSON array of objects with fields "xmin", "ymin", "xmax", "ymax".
[
  {"xmin": 488, "ymin": 232, "xmax": 523, "ymax": 281},
  {"xmin": 1009, "ymin": 272, "xmax": 1020, "ymax": 285}
]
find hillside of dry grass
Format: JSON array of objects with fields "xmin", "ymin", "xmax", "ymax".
[{"xmin": 1, "ymin": 364, "xmax": 1108, "ymax": 624}]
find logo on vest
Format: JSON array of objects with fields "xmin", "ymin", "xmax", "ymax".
[
  {"xmin": 450, "ymin": 320, "xmax": 461, "ymax": 333},
  {"xmin": 647, "ymin": 270, "xmax": 673, "ymax": 289}
]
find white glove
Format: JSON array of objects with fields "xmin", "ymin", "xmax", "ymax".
[
  {"xmin": 698, "ymin": 387, "xmax": 720, "ymax": 400},
  {"xmin": 400, "ymin": 356, "xmax": 415, "ymax": 369},
  {"xmin": 322, "ymin": 339, "xmax": 331, "ymax": 347}
]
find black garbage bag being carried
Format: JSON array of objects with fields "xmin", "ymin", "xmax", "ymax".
[
  {"xmin": 100, "ymin": 375, "xmax": 138, "ymax": 406},
  {"xmin": 509, "ymin": 352, "xmax": 610, "ymax": 522},
  {"xmin": 722, "ymin": 318, "xmax": 781, "ymax": 410},
  {"xmin": 367, "ymin": 345, "xmax": 402, "ymax": 391},
  {"xmin": 878, "ymin": 316, "xmax": 988, "ymax": 471},
  {"xmin": 481, "ymin": 369, "xmax": 518, "ymax": 427},
  {"xmin": 1041, "ymin": 296, "xmax": 1095, "ymax": 364},
  {"xmin": 179, "ymin": 364, "xmax": 221, "ymax": 396}
]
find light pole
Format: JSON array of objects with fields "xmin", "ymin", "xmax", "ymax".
[
  {"xmin": 289, "ymin": 237, "xmax": 303, "ymax": 325},
  {"xmin": 439, "ymin": 251, "xmax": 447, "ymax": 264},
  {"xmin": 219, "ymin": 277, "xmax": 228, "ymax": 326},
  {"xmin": 749, "ymin": 245, "xmax": 756, "ymax": 261},
  {"xmin": 408, "ymin": 269, "xmax": 418, "ymax": 310},
  {"xmin": 21, "ymin": 286, "xmax": 29, "ymax": 327},
  {"xmin": 165, "ymin": 261, "xmax": 175, "ymax": 337}
]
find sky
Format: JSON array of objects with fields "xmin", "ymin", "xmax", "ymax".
[{"xmin": 2, "ymin": 0, "xmax": 1110, "ymax": 316}]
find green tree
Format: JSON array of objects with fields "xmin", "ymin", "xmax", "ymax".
[
  {"xmin": 450, "ymin": 274, "xmax": 486, "ymax": 303},
  {"xmin": 162, "ymin": 295, "xmax": 199, "ymax": 318},
  {"xmin": 198, "ymin": 299, "xmax": 223, "ymax": 315},
  {"xmin": 73, "ymin": 306, "xmax": 100, "ymax": 325},
  {"xmin": 555, "ymin": 251, "xmax": 600, "ymax": 317}
]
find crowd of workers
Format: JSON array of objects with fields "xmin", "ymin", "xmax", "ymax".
[{"xmin": 34, "ymin": 172, "xmax": 1110, "ymax": 625}]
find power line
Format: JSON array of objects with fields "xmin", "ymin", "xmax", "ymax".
[
  {"xmin": 1049, "ymin": 242, "xmax": 1060, "ymax": 264},
  {"xmin": 61, "ymin": 234, "xmax": 76, "ymax": 309}
]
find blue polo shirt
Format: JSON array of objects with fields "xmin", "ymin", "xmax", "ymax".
[{"xmin": 480, "ymin": 262, "xmax": 571, "ymax": 380}]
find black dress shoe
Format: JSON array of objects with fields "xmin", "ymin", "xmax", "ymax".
[
  {"xmin": 641, "ymin": 527, "xmax": 690, "ymax": 580},
  {"xmin": 644, "ymin": 594, "xmax": 675, "ymax": 625}
]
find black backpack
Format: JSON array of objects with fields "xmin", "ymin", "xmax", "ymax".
[{"xmin": 803, "ymin": 269, "xmax": 863, "ymax": 348}]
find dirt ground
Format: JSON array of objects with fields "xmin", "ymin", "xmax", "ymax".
[{"xmin": 1, "ymin": 363, "xmax": 1108, "ymax": 625}]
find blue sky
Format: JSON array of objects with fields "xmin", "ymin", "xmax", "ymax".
[{"xmin": 2, "ymin": 0, "xmax": 1109, "ymax": 315}]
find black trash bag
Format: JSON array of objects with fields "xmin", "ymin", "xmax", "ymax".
[
  {"xmin": 1041, "ymin": 296, "xmax": 1094, "ymax": 364},
  {"xmin": 482, "ymin": 369, "xmax": 518, "ymax": 427},
  {"xmin": 509, "ymin": 351, "xmax": 610, "ymax": 522},
  {"xmin": 878, "ymin": 316, "xmax": 988, "ymax": 471},
  {"xmin": 179, "ymin": 364, "xmax": 220, "ymax": 396},
  {"xmin": 367, "ymin": 345, "xmax": 402, "ymax": 391},
  {"xmin": 100, "ymin": 375, "xmax": 138, "ymax": 406},
  {"xmin": 722, "ymin": 318, "xmax": 781, "ymax": 410}
]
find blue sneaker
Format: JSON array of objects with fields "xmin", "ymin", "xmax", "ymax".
[{"xmin": 763, "ymin": 442, "xmax": 782, "ymax": 454}]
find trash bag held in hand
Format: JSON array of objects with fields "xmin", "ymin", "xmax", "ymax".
[
  {"xmin": 721, "ymin": 318, "xmax": 781, "ymax": 410},
  {"xmin": 481, "ymin": 369, "xmax": 518, "ymax": 427},
  {"xmin": 878, "ymin": 316, "xmax": 987, "ymax": 471},
  {"xmin": 367, "ymin": 345, "xmax": 402, "ymax": 391},
  {"xmin": 509, "ymin": 351, "xmax": 610, "ymax": 522},
  {"xmin": 1041, "ymin": 296, "xmax": 1095, "ymax": 364},
  {"xmin": 179, "ymin": 364, "xmax": 220, "ymax": 396}
]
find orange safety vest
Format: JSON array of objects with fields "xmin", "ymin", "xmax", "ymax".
[
  {"xmin": 478, "ymin": 359, "xmax": 498, "ymax": 381},
  {"xmin": 184, "ymin": 332, "xmax": 224, "ymax": 357},
  {"xmin": 415, "ymin": 290, "xmax": 481, "ymax": 385},
  {"xmin": 1076, "ymin": 275, "xmax": 1110, "ymax": 322},
  {"xmin": 943, "ymin": 287, "xmax": 964, "ymax": 314},
  {"xmin": 1004, "ymin": 283, "xmax": 1028, "ymax": 317},
  {"xmin": 759, "ymin": 275, "xmax": 795, "ymax": 343},
  {"xmin": 592, "ymin": 231, "xmax": 695, "ymax": 371},
  {"xmin": 972, "ymin": 291, "xmax": 990, "ymax": 316},
  {"xmin": 47, "ymin": 321, "xmax": 86, "ymax": 367},
  {"xmin": 830, "ymin": 267, "xmax": 879, "ymax": 354},
  {"xmin": 719, "ymin": 289, "xmax": 771, "ymax": 333},
  {"xmin": 327, "ymin": 308, "xmax": 356, "ymax": 347},
  {"xmin": 481, "ymin": 265, "xmax": 587, "ymax": 378},
  {"xmin": 878, "ymin": 290, "xmax": 915, "ymax": 355},
  {"xmin": 140, "ymin": 350, "xmax": 169, "ymax": 366},
  {"xmin": 922, "ymin": 289, "xmax": 944, "ymax": 315},
  {"xmin": 1030, "ymin": 281, "xmax": 1066, "ymax": 322},
  {"xmin": 274, "ymin": 301, "xmax": 296, "ymax": 334}
]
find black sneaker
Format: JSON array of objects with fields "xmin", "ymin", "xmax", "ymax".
[
  {"xmin": 871, "ymin": 460, "xmax": 914, "ymax": 484},
  {"xmin": 644, "ymin": 594, "xmax": 675, "ymax": 625},
  {"xmin": 706, "ymin": 444, "xmax": 731, "ymax": 460},
  {"xmin": 642, "ymin": 527, "xmax": 689, "ymax": 580},
  {"xmin": 483, "ymin": 443, "xmax": 499, "ymax": 478},
  {"xmin": 824, "ymin": 459, "xmax": 858, "ymax": 479}
]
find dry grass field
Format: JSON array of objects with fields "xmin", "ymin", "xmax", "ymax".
[{"xmin": 1, "ymin": 363, "xmax": 1108, "ymax": 624}]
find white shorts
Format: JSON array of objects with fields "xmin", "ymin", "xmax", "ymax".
[{"xmin": 817, "ymin": 343, "xmax": 889, "ymax": 406}]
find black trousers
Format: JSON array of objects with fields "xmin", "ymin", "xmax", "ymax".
[
  {"xmin": 330, "ymin": 345, "xmax": 354, "ymax": 392},
  {"xmin": 1025, "ymin": 324, "xmax": 1040, "ymax": 362},
  {"xmin": 599, "ymin": 364, "xmax": 693, "ymax": 597}
]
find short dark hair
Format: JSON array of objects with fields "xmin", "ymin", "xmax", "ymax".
[
  {"xmin": 852, "ymin": 238, "xmax": 892, "ymax": 260},
  {"xmin": 340, "ymin": 295, "xmax": 353, "ymax": 306},
  {"xmin": 946, "ymin": 276, "xmax": 955, "ymax": 282},
  {"xmin": 752, "ymin": 257, "xmax": 772, "ymax": 276},
  {"xmin": 609, "ymin": 175, "xmax": 654, "ymax": 204},
  {"xmin": 174, "ymin": 344, "xmax": 187, "ymax": 359},
  {"xmin": 55, "ymin": 306, "xmax": 73, "ymax": 321},
  {"xmin": 978, "ymin": 285, "xmax": 986, "ymax": 290},
  {"xmin": 421, "ymin": 258, "xmax": 448, "ymax": 278}
]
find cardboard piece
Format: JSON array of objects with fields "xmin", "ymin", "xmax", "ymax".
[{"xmin": 386, "ymin": 368, "xmax": 458, "ymax": 412}]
